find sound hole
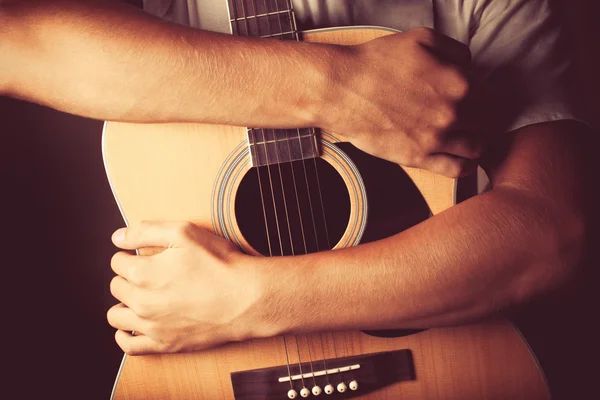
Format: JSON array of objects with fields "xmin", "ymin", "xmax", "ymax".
[
  {"xmin": 236, "ymin": 142, "xmax": 433, "ymax": 338},
  {"xmin": 235, "ymin": 157, "xmax": 350, "ymax": 256},
  {"xmin": 335, "ymin": 143, "xmax": 432, "ymax": 243},
  {"xmin": 335, "ymin": 143, "xmax": 432, "ymax": 338}
]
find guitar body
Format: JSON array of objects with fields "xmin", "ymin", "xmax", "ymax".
[{"xmin": 103, "ymin": 27, "xmax": 550, "ymax": 399}]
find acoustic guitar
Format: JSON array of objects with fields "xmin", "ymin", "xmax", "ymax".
[{"xmin": 102, "ymin": 0, "xmax": 550, "ymax": 398}]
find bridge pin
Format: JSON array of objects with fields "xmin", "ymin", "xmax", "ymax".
[
  {"xmin": 324, "ymin": 384, "xmax": 334, "ymax": 395},
  {"xmin": 337, "ymin": 382, "xmax": 347, "ymax": 393},
  {"xmin": 300, "ymin": 387, "xmax": 310, "ymax": 398},
  {"xmin": 288, "ymin": 389, "xmax": 298, "ymax": 399},
  {"xmin": 312, "ymin": 386, "xmax": 322, "ymax": 396},
  {"xmin": 349, "ymin": 380, "xmax": 358, "ymax": 391}
]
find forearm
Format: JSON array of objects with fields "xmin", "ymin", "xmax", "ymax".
[
  {"xmin": 254, "ymin": 180, "xmax": 583, "ymax": 337},
  {"xmin": 1, "ymin": 0, "xmax": 336, "ymax": 125}
]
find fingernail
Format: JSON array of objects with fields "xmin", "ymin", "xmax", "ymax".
[{"xmin": 112, "ymin": 228, "xmax": 126, "ymax": 243}]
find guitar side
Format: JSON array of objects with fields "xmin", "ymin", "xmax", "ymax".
[{"xmin": 102, "ymin": 26, "xmax": 550, "ymax": 400}]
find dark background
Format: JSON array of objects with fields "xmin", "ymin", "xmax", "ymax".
[{"xmin": 1, "ymin": 0, "xmax": 598, "ymax": 399}]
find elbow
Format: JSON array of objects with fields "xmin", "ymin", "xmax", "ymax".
[
  {"xmin": 516, "ymin": 205, "xmax": 587, "ymax": 304},
  {"xmin": 549, "ymin": 209, "xmax": 587, "ymax": 286}
]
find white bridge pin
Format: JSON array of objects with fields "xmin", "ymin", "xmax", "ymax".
[
  {"xmin": 288, "ymin": 389, "xmax": 298, "ymax": 399},
  {"xmin": 349, "ymin": 380, "xmax": 358, "ymax": 391},
  {"xmin": 337, "ymin": 382, "xmax": 347, "ymax": 393},
  {"xmin": 300, "ymin": 387, "xmax": 310, "ymax": 398},
  {"xmin": 324, "ymin": 384, "xmax": 334, "ymax": 395},
  {"xmin": 312, "ymin": 386, "xmax": 322, "ymax": 396}
]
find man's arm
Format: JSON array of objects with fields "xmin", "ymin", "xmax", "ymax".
[
  {"xmin": 1, "ymin": 0, "xmax": 485, "ymax": 177},
  {"xmin": 107, "ymin": 120, "xmax": 590, "ymax": 354},
  {"xmin": 254, "ymin": 120, "xmax": 588, "ymax": 335},
  {"xmin": 0, "ymin": 0, "xmax": 332, "ymax": 127}
]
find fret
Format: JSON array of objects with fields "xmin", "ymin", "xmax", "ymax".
[
  {"xmin": 228, "ymin": 0, "xmax": 296, "ymax": 39},
  {"xmin": 229, "ymin": 10, "xmax": 289, "ymax": 22},
  {"xmin": 259, "ymin": 30, "xmax": 296, "ymax": 39},
  {"xmin": 229, "ymin": 0, "xmax": 291, "ymax": 18},
  {"xmin": 248, "ymin": 128, "xmax": 319, "ymax": 167},
  {"xmin": 248, "ymin": 128, "xmax": 313, "ymax": 144}
]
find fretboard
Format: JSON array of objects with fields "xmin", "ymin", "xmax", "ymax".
[
  {"xmin": 248, "ymin": 128, "xmax": 319, "ymax": 166},
  {"xmin": 227, "ymin": 0, "xmax": 298, "ymax": 40},
  {"xmin": 227, "ymin": 0, "xmax": 319, "ymax": 167}
]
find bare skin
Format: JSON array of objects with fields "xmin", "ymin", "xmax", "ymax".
[
  {"xmin": 1, "ymin": 0, "xmax": 590, "ymax": 355},
  {"xmin": 2, "ymin": 0, "xmax": 484, "ymax": 176}
]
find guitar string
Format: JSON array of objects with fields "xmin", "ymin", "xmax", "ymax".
[
  {"xmin": 236, "ymin": 0, "xmax": 294, "ymax": 388},
  {"xmin": 284, "ymin": 0, "xmax": 336, "ymax": 386},
  {"xmin": 269, "ymin": 0, "xmax": 309, "ymax": 390},
  {"xmin": 251, "ymin": 0, "xmax": 311, "ymax": 389},
  {"xmin": 282, "ymin": 133, "xmax": 320, "ymax": 389},
  {"xmin": 286, "ymin": 3, "xmax": 324, "ymax": 388},
  {"xmin": 249, "ymin": 129, "xmax": 274, "ymax": 256},
  {"xmin": 236, "ymin": 0, "xmax": 334, "ymax": 391}
]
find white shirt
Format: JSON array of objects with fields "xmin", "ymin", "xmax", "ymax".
[{"xmin": 142, "ymin": 0, "xmax": 584, "ymax": 134}]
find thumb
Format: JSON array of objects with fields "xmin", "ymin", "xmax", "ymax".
[{"xmin": 112, "ymin": 221, "xmax": 194, "ymax": 250}]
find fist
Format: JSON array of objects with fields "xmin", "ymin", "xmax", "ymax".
[{"xmin": 325, "ymin": 27, "xmax": 493, "ymax": 177}]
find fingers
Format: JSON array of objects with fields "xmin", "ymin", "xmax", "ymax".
[
  {"xmin": 422, "ymin": 153, "xmax": 478, "ymax": 178},
  {"xmin": 418, "ymin": 131, "xmax": 483, "ymax": 178},
  {"xmin": 114, "ymin": 329, "xmax": 159, "ymax": 356},
  {"xmin": 112, "ymin": 220, "xmax": 198, "ymax": 250},
  {"xmin": 439, "ymin": 133, "xmax": 487, "ymax": 161},
  {"xmin": 110, "ymin": 275, "xmax": 137, "ymax": 305},
  {"xmin": 107, "ymin": 303, "xmax": 147, "ymax": 333},
  {"xmin": 111, "ymin": 251, "xmax": 152, "ymax": 287},
  {"xmin": 408, "ymin": 28, "xmax": 472, "ymax": 102}
]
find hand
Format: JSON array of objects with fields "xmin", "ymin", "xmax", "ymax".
[
  {"xmin": 106, "ymin": 221, "xmax": 264, "ymax": 355},
  {"xmin": 323, "ymin": 27, "xmax": 493, "ymax": 177}
]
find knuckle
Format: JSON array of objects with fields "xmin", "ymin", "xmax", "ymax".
[
  {"xmin": 158, "ymin": 341, "xmax": 178, "ymax": 353},
  {"xmin": 176, "ymin": 221, "xmax": 197, "ymax": 241},
  {"xmin": 411, "ymin": 27, "xmax": 437, "ymax": 45},
  {"xmin": 136, "ymin": 220, "xmax": 152, "ymax": 238},
  {"xmin": 447, "ymin": 68, "xmax": 470, "ymax": 99},
  {"xmin": 117, "ymin": 335, "xmax": 135, "ymax": 356},
  {"xmin": 127, "ymin": 264, "xmax": 145, "ymax": 286},
  {"xmin": 109, "ymin": 276, "xmax": 120, "ymax": 297},
  {"xmin": 131, "ymin": 294, "xmax": 162, "ymax": 320},
  {"xmin": 130, "ymin": 298, "xmax": 152, "ymax": 319},
  {"xmin": 135, "ymin": 304, "xmax": 151, "ymax": 319},
  {"xmin": 419, "ymin": 129, "xmax": 443, "ymax": 152},
  {"xmin": 404, "ymin": 152, "xmax": 425, "ymax": 168},
  {"xmin": 444, "ymin": 160, "xmax": 466, "ymax": 179},
  {"xmin": 434, "ymin": 104, "xmax": 459, "ymax": 129},
  {"xmin": 139, "ymin": 220, "xmax": 152, "ymax": 229},
  {"xmin": 142, "ymin": 321, "xmax": 159, "ymax": 340},
  {"xmin": 447, "ymin": 168, "xmax": 463, "ymax": 179},
  {"xmin": 148, "ymin": 327, "xmax": 180, "ymax": 353},
  {"xmin": 110, "ymin": 251, "xmax": 127, "ymax": 271}
]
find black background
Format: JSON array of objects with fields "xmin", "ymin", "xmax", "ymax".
[{"xmin": 1, "ymin": 0, "xmax": 598, "ymax": 399}]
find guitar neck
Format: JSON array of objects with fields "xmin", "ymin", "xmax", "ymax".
[
  {"xmin": 227, "ymin": 0, "xmax": 299, "ymax": 40},
  {"xmin": 225, "ymin": 0, "xmax": 318, "ymax": 167}
]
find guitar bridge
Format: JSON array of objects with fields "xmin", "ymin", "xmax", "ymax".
[{"xmin": 230, "ymin": 349, "xmax": 414, "ymax": 399}]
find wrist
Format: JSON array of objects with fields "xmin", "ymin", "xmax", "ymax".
[
  {"xmin": 301, "ymin": 43, "xmax": 354, "ymax": 130},
  {"xmin": 237, "ymin": 255, "xmax": 309, "ymax": 340}
]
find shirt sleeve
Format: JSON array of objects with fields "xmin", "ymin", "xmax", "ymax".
[{"xmin": 469, "ymin": 0, "xmax": 587, "ymax": 133}]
